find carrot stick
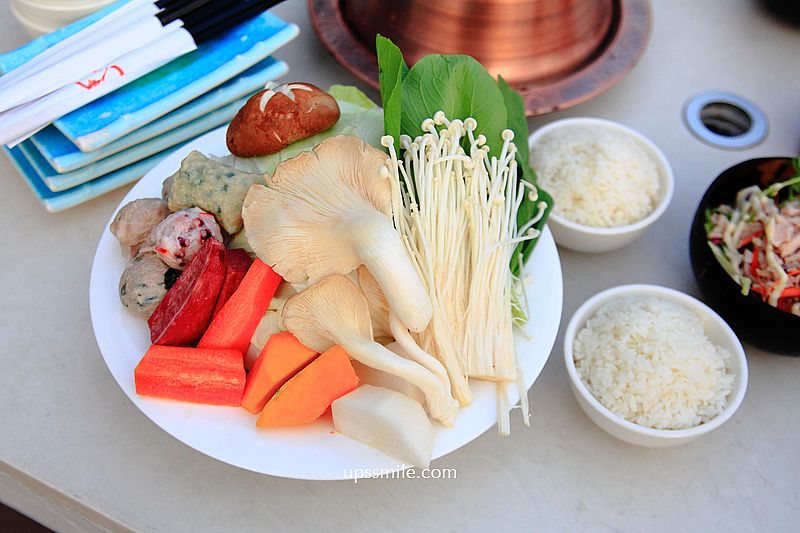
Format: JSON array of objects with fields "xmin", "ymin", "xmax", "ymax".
[
  {"xmin": 747, "ymin": 250, "xmax": 770, "ymax": 297},
  {"xmin": 134, "ymin": 345, "xmax": 245, "ymax": 406},
  {"xmin": 198, "ymin": 259, "xmax": 283, "ymax": 354},
  {"xmin": 779, "ymin": 287, "xmax": 800, "ymax": 298},
  {"xmin": 737, "ymin": 228, "xmax": 764, "ymax": 249},
  {"xmin": 750, "ymin": 249, "xmax": 759, "ymax": 277}
]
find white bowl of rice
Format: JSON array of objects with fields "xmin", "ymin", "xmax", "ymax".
[
  {"xmin": 564, "ymin": 284, "xmax": 748, "ymax": 447},
  {"xmin": 529, "ymin": 117, "xmax": 674, "ymax": 253}
]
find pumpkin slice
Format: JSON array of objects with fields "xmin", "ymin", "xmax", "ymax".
[
  {"xmin": 241, "ymin": 332, "xmax": 318, "ymax": 415},
  {"xmin": 257, "ymin": 345, "xmax": 357, "ymax": 427}
]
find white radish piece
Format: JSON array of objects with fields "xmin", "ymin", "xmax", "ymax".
[{"xmin": 332, "ymin": 385, "xmax": 435, "ymax": 469}]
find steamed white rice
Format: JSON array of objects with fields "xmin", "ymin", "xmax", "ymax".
[
  {"xmin": 573, "ymin": 296, "xmax": 735, "ymax": 430},
  {"xmin": 531, "ymin": 124, "xmax": 661, "ymax": 228}
]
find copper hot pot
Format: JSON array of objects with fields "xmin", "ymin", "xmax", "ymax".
[
  {"xmin": 309, "ymin": 0, "xmax": 652, "ymax": 115},
  {"xmin": 341, "ymin": 0, "xmax": 614, "ymax": 86}
]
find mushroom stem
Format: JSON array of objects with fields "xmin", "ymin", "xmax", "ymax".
[
  {"xmin": 352, "ymin": 216, "xmax": 433, "ymax": 333},
  {"xmin": 339, "ymin": 337, "xmax": 458, "ymax": 428},
  {"xmin": 389, "ymin": 311, "xmax": 452, "ymax": 395},
  {"xmin": 282, "ymin": 274, "xmax": 456, "ymax": 427}
]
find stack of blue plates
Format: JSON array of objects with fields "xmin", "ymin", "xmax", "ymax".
[{"xmin": 1, "ymin": 1, "xmax": 298, "ymax": 211}]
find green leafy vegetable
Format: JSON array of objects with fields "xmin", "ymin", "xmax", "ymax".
[
  {"xmin": 375, "ymin": 36, "xmax": 553, "ymax": 281},
  {"xmin": 763, "ymin": 175, "xmax": 800, "ymax": 198},
  {"xmin": 328, "ymin": 84, "xmax": 378, "ymax": 109},
  {"xmin": 376, "ymin": 35, "xmax": 407, "ymax": 151},
  {"xmin": 741, "ymin": 276, "xmax": 752, "ymax": 296},
  {"xmin": 708, "ymin": 241, "xmax": 750, "ymax": 295},
  {"xmin": 374, "ymin": 38, "xmax": 555, "ymax": 328},
  {"xmin": 400, "ymin": 54, "xmax": 508, "ymax": 152},
  {"xmin": 496, "ymin": 75, "xmax": 553, "ymax": 275},
  {"xmin": 704, "ymin": 208, "xmax": 714, "ymax": 234},
  {"xmin": 497, "ymin": 76, "xmax": 529, "ymax": 163},
  {"xmin": 759, "ymin": 161, "xmax": 800, "ymax": 205}
]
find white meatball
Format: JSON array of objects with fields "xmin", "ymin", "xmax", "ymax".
[
  {"xmin": 110, "ymin": 198, "xmax": 170, "ymax": 257},
  {"xmin": 149, "ymin": 208, "xmax": 223, "ymax": 269}
]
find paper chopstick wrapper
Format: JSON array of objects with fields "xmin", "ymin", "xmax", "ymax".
[
  {"xmin": 0, "ymin": 0, "xmax": 159, "ymax": 91},
  {"xmin": 0, "ymin": 28, "xmax": 198, "ymax": 147},
  {"xmin": 0, "ymin": 11, "xmax": 176, "ymax": 112}
]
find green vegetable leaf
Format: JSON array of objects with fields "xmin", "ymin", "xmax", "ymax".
[
  {"xmin": 704, "ymin": 208, "xmax": 715, "ymax": 234},
  {"xmin": 512, "ymin": 185, "xmax": 553, "ymax": 277},
  {"xmin": 328, "ymin": 84, "xmax": 377, "ymax": 109},
  {"xmin": 400, "ymin": 54, "xmax": 507, "ymax": 152},
  {"xmin": 374, "ymin": 42, "xmax": 553, "ymax": 294},
  {"xmin": 497, "ymin": 75, "xmax": 529, "ymax": 164},
  {"xmin": 763, "ymin": 175, "xmax": 800, "ymax": 198},
  {"xmin": 511, "ymin": 293, "xmax": 528, "ymax": 326},
  {"xmin": 497, "ymin": 75, "xmax": 553, "ymax": 276},
  {"xmin": 740, "ymin": 276, "xmax": 752, "ymax": 296},
  {"xmin": 376, "ymin": 35, "xmax": 407, "ymax": 151},
  {"xmin": 708, "ymin": 241, "xmax": 740, "ymax": 284}
]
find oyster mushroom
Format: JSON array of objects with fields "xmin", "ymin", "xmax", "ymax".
[
  {"xmin": 282, "ymin": 275, "xmax": 457, "ymax": 427},
  {"xmin": 241, "ymin": 134, "xmax": 432, "ymax": 333},
  {"xmin": 357, "ymin": 266, "xmax": 452, "ymax": 396},
  {"xmin": 356, "ymin": 265, "xmax": 392, "ymax": 343}
]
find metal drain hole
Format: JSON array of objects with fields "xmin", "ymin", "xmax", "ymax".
[
  {"xmin": 699, "ymin": 102, "xmax": 752, "ymax": 137},
  {"xmin": 684, "ymin": 92, "xmax": 767, "ymax": 150}
]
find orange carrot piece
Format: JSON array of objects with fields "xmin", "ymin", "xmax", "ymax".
[
  {"xmin": 752, "ymin": 285, "xmax": 800, "ymax": 300},
  {"xmin": 211, "ymin": 248, "xmax": 253, "ymax": 318},
  {"xmin": 256, "ymin": 346, "xmax": 358, "ymax": 427},
  {"xmin": 779, "ymin": 287, "xmax": 800, "ymax": 298},
  {"xmin": 134, "ymin": 345, "xmax": 245, "ymax": 406},
  {"xmin": 737, "ymin": 228, "xmax": 764, "ymax": 249},
  {"xmin": 241, "ymin": 332, "xmax": 319, "ymax": 414},
  {"xmin": 198, "ymin": 259, "xmax": 283, "ymax": 354}
]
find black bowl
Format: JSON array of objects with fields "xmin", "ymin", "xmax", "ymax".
[{"xmin": 689, "ymin": 157, "xmax": 800, "ymax": 355}]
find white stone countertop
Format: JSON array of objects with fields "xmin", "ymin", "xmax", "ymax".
[{"xmin": 1, "ymin": 1, "xmax": 799, "ymax": 531}]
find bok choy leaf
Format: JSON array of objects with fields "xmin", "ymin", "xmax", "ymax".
[{"xmin": 375, "ymin": 35, "xmax": 552, "ymax": 275}]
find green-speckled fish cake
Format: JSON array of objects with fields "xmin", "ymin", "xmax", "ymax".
[{"xmin": 166, "ymin": 151, "xmax": 265, "ymax": 234}]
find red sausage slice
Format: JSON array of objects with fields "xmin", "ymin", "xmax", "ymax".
[{"xmin": 148, "ymin": 239, "xmax": 226, "ymax": 346}]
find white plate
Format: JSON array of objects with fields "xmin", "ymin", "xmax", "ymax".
[{"xmin": 89, "ymin": 126, "xmax": 564, "ymax": 480}]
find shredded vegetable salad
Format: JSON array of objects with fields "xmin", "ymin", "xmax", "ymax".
[{"xmin": 706, "ymin": 159, "xmax": 800, "ymax": 316}]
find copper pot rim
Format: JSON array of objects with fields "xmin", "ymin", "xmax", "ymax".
[{"xmin": 307, "ymin": 0, "xmax": 652, "ymax": 116}]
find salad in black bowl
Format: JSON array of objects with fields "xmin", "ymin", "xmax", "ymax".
[{"xmin": 690, "ymin": 157, "xmax": 800, "ymax": 355}]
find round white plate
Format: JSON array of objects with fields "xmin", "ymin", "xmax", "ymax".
[{"xmin": 90, "ymin": 126, "xmax": 564, "ymax": 480}]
